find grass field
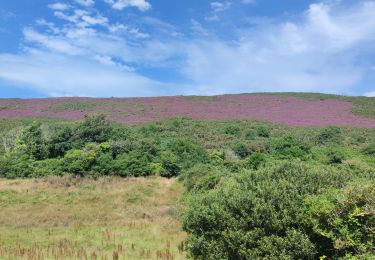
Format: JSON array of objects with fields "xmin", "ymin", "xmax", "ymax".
[{"xmin": 0, "ymin": 176, "xmax": 186, "ymax": 259}]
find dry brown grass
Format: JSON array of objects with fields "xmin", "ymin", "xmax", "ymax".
[{"xmin": 0, "ymin": 176, "xmax": 186, "ymax": 259}]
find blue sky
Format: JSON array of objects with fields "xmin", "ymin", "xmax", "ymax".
[{"xmin": 0, "ymin": 0, "xmax": 375, "ymax": 97}]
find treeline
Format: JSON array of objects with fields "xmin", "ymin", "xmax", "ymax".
[
  {"xmin": 0, "ymin": 115, "xmax": 208, "ymax": 178},
  {"xmin": 0, "ymin": 115, "xmax": 374, "ymax": 259}
]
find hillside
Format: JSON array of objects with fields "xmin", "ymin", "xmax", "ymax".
[
  {"xmin": 0, "ymin": 93, "xmax": 374, "ymax": 128},
  {"xmin": 0, "ymin": 93, "xmax": 374, "ymax": 259}
]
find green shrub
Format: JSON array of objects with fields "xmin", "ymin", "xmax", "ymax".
[
  {"xmin": 180, "ymin": 164, "xmax": 226, "ymax": 192},
  {"xmin": 256, "ymin": 126, "xmax": 270, "ymax": 138},
  {"xmin": 0, "ymin": 152, "xmax": 34, "ymax": 178},
  {"xmin": 245, "ymin": 130, "xmax": 255, "ymax": 140},
  {"xmin": 326, "ymin": 147, "xmax": 346, "ymax": 164},
  {"xmin": 163, "ymin": 137, "xmax": 207, "ymax": 170},
  {"xmin": 74, "ymin": 114, "xmax": 112, "ymax": 145},
  {"xmin": 91, "ymin": 153, "xmax": 114, "ymax": 176},
  {"xmin": 362, "ymin": 143, "xmax": 375, "ymax": 156},
  {"xmin": 47, "ymin": 124, "xmax": 74, "ymax": 158},
  {"xmin": 315, "ymin": 126, "xmax": 342, "ymax": 145},
  {"xmin": 232, "ymin": 142, "xmax": 251, "ymax": 158},
  {"xmin": 113, "ymin": 151, "xmax": 151, "ymax": 177},
  {"xmin": 183, "ymin": 161, "xmax": 361, "ymax": 259},
  {"xmin": 208, "ymin": 149, "xmax": 225, "ymax": 165},
  {"xmin": 223, "ymin": 125, "xmax": 241, "ymax": 136},
  {"xmin": 30, "ymin": 158, "xmax": 64, "ymax": 177},
  {"xmin": 271, "ymin": 134, "xmax": 311, "ymax": 159},
  {"xmin": 248, "ymin": 139, "xmax": 271, "ymax": 154},
  {"xmin": 242, "ymin": 152, "xmax": 267, "ymax": 170},
  {"xmin": 302, "ymin": 181, "xmax": 375, "ymax": 258},
  {"xmin": 160, "ymin": 151, "xmax": 180, "ymax": 178}
]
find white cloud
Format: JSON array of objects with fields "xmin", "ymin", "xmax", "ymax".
[
  {"xmin": 0, "ymin": 51, "xmax": 171, "ymax": 97},
  {"xmin": 210, "ymin": 2, "xmax": 231, "ymax": 12},
  {"xmin": 364, "ymin": 91, "xmax": 375, "ymax": 97},
  {"xmin": 48, "ymin": 2, "xmax": 70, "ymax": 11},
  {"xmin": 81, "ymin": 14, "xmax": 108, "ymax": 26},
  {"xmin": 182, "ymin": 1, "xmax": 375, "ymax": 95},
  {"xmin": 104, "ymin": 0, "xmax": 151, "ymax": 11},
  {"xmin": 75, "ymin": 0, "xmax": 95, "ymax": 7},
  {"xmin": 1, "ymin": 0, "xmax": 375, "ymax": 97}
]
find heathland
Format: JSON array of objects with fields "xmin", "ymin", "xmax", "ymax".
[{"xmin": 0, "ymin": 93, "xmax": 374, "ymax": 259}]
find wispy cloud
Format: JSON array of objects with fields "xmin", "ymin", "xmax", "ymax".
[
  {"xmin": 75, "ymin": 0, "xmax": 95, "ymax": 7},
  {"xmin": 0, "ymin": 51, "xmax": 170, "ymax": 97},
  {"xmin": 104, "ymin": 0, "xmax": 151, "ymax": 11},
  {"xmin": 210, "ymin": 2, "xmax": 232, "ymax": 12},
  {"xmin": 0, "ymin": 1, "xmax": 375, "ymax": 97},
  {"xmin": 48, "ymin": 3, "xmax": 70, "ymax": 11},
  {"xmin": 183, "ymin": 1, "xmax": 375, "ymax": 95}
]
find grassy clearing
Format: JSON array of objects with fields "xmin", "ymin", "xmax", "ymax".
[{"xmin": 0, "ymin": 176, "xmax": 186, "ymax": 259}]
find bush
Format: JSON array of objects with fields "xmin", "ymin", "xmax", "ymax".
[
  {"xmin": 47, "ymin": 124, "xmax": 73, "ymax": 158},
  {"xmin": 74, "ymin": 114, "xmax": 112, "ymax": 145},
  {"xmin": 242, "ymin": 152, "xmax": 267, "ymax": 170},
  {"xmin": 315, "ymin": 126, "xmax": 342, "ymax": 145},
  {"xmin": 271, "ymin": 134, "xmax": 311, "ymax": 159},
  {"xmin": 183, "ymin": 161, "xmax": 360, "ymax": 259},
  {"xmin": 232, "ymin": 142, "xmax": 251, "ymax": 158},
  {"xmin": 163, "ymin": 137, "xmax": 207, "ymax": 170},
  {"xmin": 30, "ymin": 158, "xmax": 64, "ymax": 177},
  {"xmin": 0, "ymin": 152, "xmax": 34, "ymax": 178},
  {"xmin": 180, "ymin": 164, "xmax": 226, "ymax": 192},
  {"xmin": 159, "ymin": 151, "xmax": 180, "ymax": 178},
  {"xmin": 256, "ymin": 126, "xmax": 270, "ymax": 138},
  {"xmin": 223, "ymin": 125, "xmax": 241, "ymax": 136},
  {"xmin": 113, "ymin": 151, "xmax": 151, "ymax": 177},
  {"xmin": 326, "ymin": 147, "xmax": 346, "ymax": 164},
  {"xmin": 302, "ymin": 181, "xmax": 375, "ymax": 258},
  {"xmin": 62, "ymin": 143, "xmax": 101, "ymax": 176},
  {"xmin": 245, "ymin": 130, "xmax": 255, "ymax": 140},
  {"xmin": 362, "ymin": 143, "xmax": 375, "ymax": 156}
]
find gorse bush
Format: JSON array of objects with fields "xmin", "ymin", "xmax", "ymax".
[
  {"xmin": 182, "ymin": 161, "xmax": 373, "ymax": 259},
  {"xmin": 315, "ymin": 126, "xmax": 342, "ymax": 145},
  {"xmin": 302, "ymin": 180, "xmax": 375, "ymax": 258},
  {"xmin": 256, "ymin": 126, "xmax": 270, "ymax": 138},
  {"xmin": 223, "ymin": 124, "xmax": 241, "ymax": 136},
  {"xmin": 271, "ymin": 134, "xmax": 311, "ymax": 159}
]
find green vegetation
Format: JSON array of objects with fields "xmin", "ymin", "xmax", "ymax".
[
  {"xmin": 0, "ymin": 177, "xmax": 185, "ymax": 259},
  {"xmin": 0, "ymin": 115, "xmax": 374, "ymax": 259}
]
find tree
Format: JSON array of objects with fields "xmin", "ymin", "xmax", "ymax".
[
  {"xmin": 17, "ymin": 122, "xmax": 46, "ymax": 160},
  {"xmin": 74, "ymin": 114, "xmax": 112, "ymax": 145}
]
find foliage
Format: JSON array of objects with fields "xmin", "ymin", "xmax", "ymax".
[
  {"xmin": 302, "ymin": 181, "xmax": 375, "ymax": 258},
  {"xmin": 242, "ymin": 152, "xmax": 267, "ymax": 170},
  {"xmin": 223, "ymin": 124, "xmax": 241, "ymax": 136},
  {"xmin": 326, "ymin": 146, "xmax": 346, "ymax": 164},
  {"xmin": 362, "ymin": 143, "xmax": 375, "ymax": 156},
  {"xmin": 113, "ymin": 151, "xmax": 152, "ymax": 177},
  {"xmin": 315, "ymin": 126, "xmax": 342, "ymax": 145},
  {"xmin": 17, "ymin": 122, "xmax": 46, "ymax": 160},
  {"xmin": 256, "ymin": 126, "xmax": 270, "ymax": 138},
  {"xmin": 271, "ymin": 133, "xmax": 311, "ymax": 159},
  {"xmin": 74, "ymin": 114, "xmax": 112, "ymax": 145},
  {"xmin": 182, "ymin": 161, "xmax": 369, "ymax": 259}
]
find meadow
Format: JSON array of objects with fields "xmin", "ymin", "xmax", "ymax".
[
  {"xmin": 0, "ymin": 177, "xmax": 185, "ymax": 259},
  {"xmin": 0, "ymin": 93, "xmax": 374, "ymax": 259}
]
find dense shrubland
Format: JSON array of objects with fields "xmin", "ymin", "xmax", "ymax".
[{"xmin": 0, "ymin": 115, "xmax": 374, "ymax": 259}]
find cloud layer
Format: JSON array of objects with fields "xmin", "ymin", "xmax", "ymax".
[{"xmin": 0, "ymin": 0, "xmax": 375, "ymax": 97}]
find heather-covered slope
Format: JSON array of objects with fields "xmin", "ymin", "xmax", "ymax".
[{"xmin": 0, "ymin": 94, "xmax": 374, "ymax": 128}]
